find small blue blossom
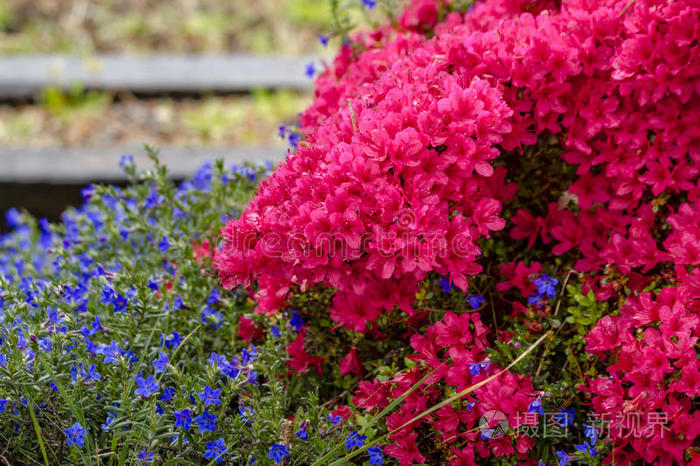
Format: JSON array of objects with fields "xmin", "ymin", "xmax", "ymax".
[
  {"xmin": 137, "ymin": 450, "xmax": 155, "ymax": 464},
  {"xmin": 327, "ymin": 413, "xmax": 342, "ymax": 425},
  {"xmin": 197, "ymin": 385, "xmax": 221, "ymax": 407},
  {"xmin": 583, "ymin": 424, "xmax": 599, "ymax": 444},
  {"xmin": 368, "ymin": 446, "xmax": 384, "ymax": 466},
  {"xmin": 134, "ymin": 372, "xmax": 160, "ymax": 398},
  {"xmin": 5, "ymin": 208, "xmax": 21, "ymax": 228},
  {"xmin": 204, "ymin": 438, "xmax": 228, "ymax": 463},
  {"xmin": 575, "ymin": 441, "xmax": 596, "ymax": 457},
  {"xmin": 556, "ymin": 450, "xmax": 571, "ymax": 466},
  {"xmin": 158, "ymin": 236, "xmax": 169, "ymax": 253},
  {"xmin": 289, "ymin": 310, "xmax": 304, "ymax": 332},
  {"xmin": 555, "ymin": 407, "xmax": 575, "ymax": 427},
  {"xmin": 0, "ymin": 353, "xmax": 6, "ymax": 366},
  {"xmin": 362, "ymin": 0, "xmax": 377, "ymax": 8},
  {"xmin": 288, "ymin": 132, "xmax": 301, "ymax": 150},
  {"xmin": 305, "ymin": 61, "xmax": 316, "ymax": 78},
  {"xmin": 268, "ymin": 444, "xmax": 290, "ymax": 464},
  {"xmin": 318, "ymin": 34, "xmax": 329, "ymax": 47},
  {"xmin": 208, "ymin": 352, "xmax": 227, "ymax": 368},
  {"xmin": 278, "ymin": 124, "xmax": 287, "ymax": 139},
  {"xmin": 467, "ymin": 294, "xmax": 485, "ymax": 309},
  {"xmin": 160, "ymin": 387, "xmax": 175, "ymax": 402},
  {"xmin": 194, "ymin": 411, "xmax": 217, "ymax": 433},
  {"xmin": 345, "ymin": 431, "xmax": 367, "ymax": 450},
  {"xmin": 438, "ymin": 277, "xmax": 454, "ymax": 293},
  {"xmin": 119, "ymin": 154, "xmax": 134, "ymax": 170},
  {"xmin": 174, "ymin": 409, "xmax": 192, "ymax": 431},
  {"xmin": 65, "ymin": 422, "xmax": 88, "ymax": 447},
  {"xmin": 239, "ymin": 406, "xmax": 254, "ymax": 425},
  {"xmin": 534, "ymin": 273, "xmax": 559, "ymax": 298},
  {"xmin": 296, "ymin": 427, "xmax": 309, "ymax": 440},
  {"xmin": 152, "ymin": 352, "xmax": 169, "ymax": 373},
  {"xmin": 270, "ymin": 326, "xmax": 281, "ymax": 338},
  {"xmin": 528, "ymin": 398, "xmax": 544, "ymax": 415}
]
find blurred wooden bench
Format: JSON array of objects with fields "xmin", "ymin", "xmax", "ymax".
[{"xmin": 0, "ymin": 54, "xmax": 314, "ymax": 98}]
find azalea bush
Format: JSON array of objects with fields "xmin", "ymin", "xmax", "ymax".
[
  {"xmin": 215, "ymin": 0, "xmax": 700, "ymax": 464},
  {"xmin": 2, "ymin": 0, "xmax": 700, "ymax": 465}
]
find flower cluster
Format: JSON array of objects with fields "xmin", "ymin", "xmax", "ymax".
[
  {"xmin": 584, "ymin": 269, "xmax": 700, "ymax": 464},
  {"xmin": 0, "ymin": 157, "xmax": 360, "ymax": 464},
  {"xmin": 215, "ymin": 0, "xmax": 700, "ymax": 338},
  {"xmin": 354, "ymin": 312, "xmax": 539, "ymax": 464}
]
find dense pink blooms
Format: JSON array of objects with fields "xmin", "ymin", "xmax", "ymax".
[
  {"xmin": 215, "ymin": 0, "xmax": 700, "ymax": 336},
  {"xmin": 585, "ymin": 270, "xmax": 700, "ymax": 464},
  {"xmin": 355, "ymin": 312, "xmax": 538, "ymax": 464},
  {"xmin": 215, "ymin": 1, "xmax": 699, "ymax": 461}
]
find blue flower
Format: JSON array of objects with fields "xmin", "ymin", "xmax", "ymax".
[
  {"xmin": 289, "ymin": 310, "xmax": 304, "ymax": 332},
  {"xmin": 362, "ymin": 0, "xmax": 377, "ymax": 9},
  {"xmin": 134, "ymin": 372, "xmax": 160, "ymax": 398},
  {"xmin": 268, "ymin": 444, "xmax": 290, "ymax": 464},
  {"xmin": 80, "ymin": 364, "xmax": 101, "ymax": 383},
  {"xmin": 528, "ymin": 398, "xmax": 544, "ymax": 415},
  {"xmin": 575, "ymin": 441, "xmax": 596, "ymax": 457},
  {"xmin": 158, "ymin": 236, "xmax": 169, "ymax": 253},
  {"xmin": 296, "ymin": 427, "xmax": 309, "ymax": 440},
  {"xmin": 305, "ymin": 62, "xmax": 316, "ymax": 79},
  {"xmin": 239, "ymin": 406, "xmax": 254, "ymax": 425},
  {"xmin": 368, "ymin": 446, "xmax": 384, "ymax": 466},
  {"xmin": 204, "ymin": 438, "xmax": 228, "ymax": 463},
  {"xmin": 278, "ymin": 124, "xmax": 287, "ymax": 139},
  {"xmin": 101, "ymin": 412, "xmax": 117, "ymax": 431},
  {"xmin": 208, "ymin": 352, "xmax": 227, "ymax": 368},
  {"xmin": 327, "ymin": 413, "xmax": 342, "ymax": 425},
  {"xmin": 152, "ymin": 352, "xmax": 169, "ymax": 373},
  {"xmin": 438, "ymin": 277, "xmax": 454, "ymax": 292},
  {"xmin": 65, "ymin": 422, "xmax": 88, "ymax": 447},
  {"xmin": 582, "ymin": 423, "xmax": 599, "ymax": 443},
  {"xmin": 194, "ymin": 411, "xmax": 217, "ymax": 433},
  {"xmin": 318, "ymin": 34, "xmax": 329, "ymax": 47},
  {"xmin": 38, "ymin": 337, "xmax": 52, "ymax": 353},
  {"xmin": 533, "ymin": 273, "xmax": 559, "ymax": 299},
  {"xmin": 221, "ymin": 363, "xmax": 240, "ymax": 379},
  {"xmin": 467, "ymin": 294, "xmax": 485, "ymax": 309},
  {"xmin": 468, "ymin": 363, "xmax": 482, "ymax": 375},
  {"xmin": 161, "ymin": 331, "xmax": 182, "ymax": 349},
  {"xmin": 160, "ymin": 387, "xmax": 175, "ymax": 402},
  {"xmin": 5, "ymin": 208, "xmax": 21, "ymax": 228},
  {"xmin": 197, "ymin": 385, "xmax": 221, "ymax": 407},
  {"xmin": 271, "ymin": 326, "xmax": 281, "ymax": 338},
  {"xmin": 555, "ymin": 408, "xmax": 575, "ymax": 427},
  {"xmin": 288, "ymin": 132, "xmax": 301, "ymax": 150},
  {"xmin": 0, "ymin": 353, "xmax": 6, "ymax": 366},
  {"xmin": 201, "ymin": 307, "xmax": 224, "ymax": 329},
  {"xmin": 137, "ymin": 450, "xmax": 155, "ymax": 464},
  {"xmin": 556, "ymin": 450, "xmax": 571, "ymax": 466},
  {"xmin": 468, "ymin": 359, "xmax": 491, "ymax": 376},
  {"xmin": 345, "ymin": 431, "xmax": 367, "ymax": 450},
  {"xmin": 174, "ymin": 409, "xmax": 192, "ymax": 431},
  {"xmin": 119, "ymin": 155, "xmax": 134, "ymax": 170}
]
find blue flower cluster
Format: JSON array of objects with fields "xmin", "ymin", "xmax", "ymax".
[{"xmin": 528, "ymin": 273, "xmax": 559, "ymax": 305}]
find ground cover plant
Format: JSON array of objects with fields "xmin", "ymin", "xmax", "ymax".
[{"xmin": 2, "ymin": 0, "xmax": 700, "ymax": 465}]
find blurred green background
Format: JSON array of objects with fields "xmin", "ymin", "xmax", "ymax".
[{"xmin": 0, "ymin": 0, "xmax": 338, "ymax": 150}]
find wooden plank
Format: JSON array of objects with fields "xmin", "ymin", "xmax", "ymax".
[
  {"xmin": 0, "ymin": 54, "xmax": 316, "ymax": 98},
  {"xmin": 0, "ymin": 146, "xmax": 287, "ymax": 182}
]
